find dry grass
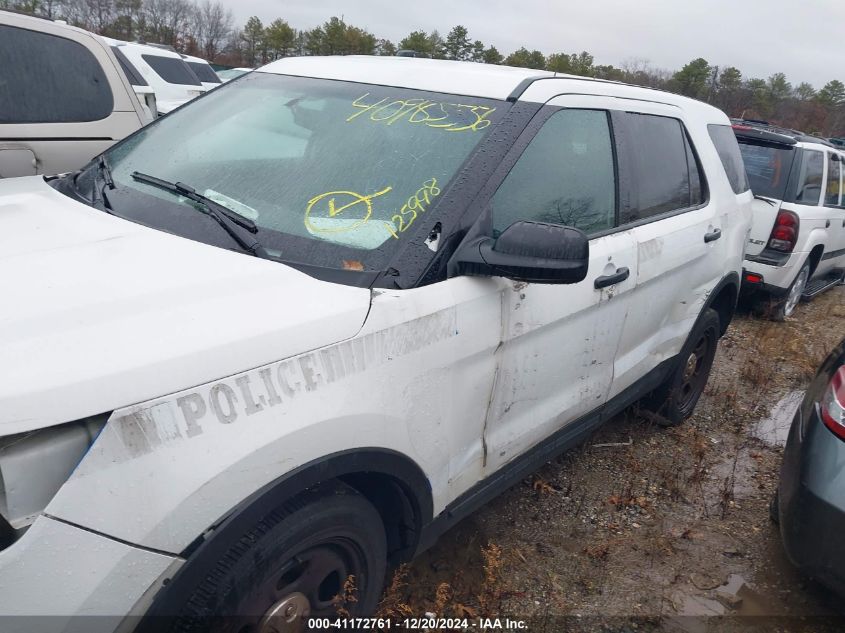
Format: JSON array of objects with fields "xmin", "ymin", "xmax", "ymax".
[
  {"xmin": 374, "ymin": 566, "xmax": 413, "ymax": 620},
  {"xmin": 477, "ymin": 542, "xmax": 505, "ymax": 616}
]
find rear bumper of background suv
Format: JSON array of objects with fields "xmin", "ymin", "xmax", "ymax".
[{"xmin": 742, "ymin": 249, "xmax": 806, "ymax": 295}]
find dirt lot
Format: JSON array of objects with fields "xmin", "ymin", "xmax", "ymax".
[{"xmin": 382, "ymin": 287, "xmax": 845, "ymax": 632}]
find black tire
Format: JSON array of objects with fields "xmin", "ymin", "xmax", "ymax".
[
  {"xmin": 769, "ymin": 489, "xmax": 780, "ymax": 525},
  {"xmin": 642, "ymin": 308, "xmax": 720, "ymax": 427},
  {"xmin": 163, "ymin": 482, "xmax": 386, "ymax": 633}
]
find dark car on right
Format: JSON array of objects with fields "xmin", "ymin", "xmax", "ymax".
[{"xmin": 776, "ymin": 336, "xmax": 845, "ymax": 596}]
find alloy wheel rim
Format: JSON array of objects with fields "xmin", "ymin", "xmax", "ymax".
[{"xmin": 784, "ymin": 267, "xmax": 809, "ymax": 317}]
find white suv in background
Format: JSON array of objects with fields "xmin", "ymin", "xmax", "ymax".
[
  {"xmin": 0, "ymin": 57, "xmax": 751, "ymax": 630},
  {"xmin": 105, "ymin": 39, "xmax": 207, "ymax": 115},
  {"xmin": 734, "ymin": 121, "xmax": 845, "ymax": 319},
  {"xmin": 182, "ymin": 53, "xmax": 223, "ymax": 90},
  {"xmin": 0, "ymin": 10, "xmax": 151, "ymax": 177},
  {"xmin": 105, "ymin": 39, "xmax": 158, "ymax": 118}
]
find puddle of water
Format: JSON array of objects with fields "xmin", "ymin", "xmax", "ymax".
[
  {"xmin": 709, "ymin": 448, "xmax": 756, "ymax": 500},
  {"xmin": 676, "ymin": 594, "xmax": 726, "ymax": 616},
  {"xmin": 715, "ymin": 573, "xmax": 773, "ymax": 616},
  {"xmin": 751, "ymin": 390, "xmax": 804, "ymax": 447}
]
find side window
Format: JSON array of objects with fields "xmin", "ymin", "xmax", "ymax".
[
  {"xmin": 794, "ymin": 150, "xmax": 825, "ymax": 205},
  {"xmin": 188, "ymin": 62, "xmax": 222, "ymax": 84},
  {"xmin": 0, "ymin": 25, "xmax": 114, "ymax": 124},
  {"xmin": 492, "ymin": 109, "xmax": 616, "ymax": 236},
  {"xmin": 141, "ymin": 55, "xmax": 202, "ymax": 86},
  {"xmin": 112, "ymin": 46, "xmax": 148, "ymax": 86},
  {"xmin": 824, "ymin": 153, "xmax": 842, "ymax": 207},
  {"xmin": 620, "ymin": 113, "xmax": 698, "ymax": 224},
  {"xmin": 707, "ymin": 124, "xmax": 750, "ymax": 194}
]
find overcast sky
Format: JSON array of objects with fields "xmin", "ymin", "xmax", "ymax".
[{"xmin": 228, "ymin": 0, "xmax": 842, "ymax": 89}]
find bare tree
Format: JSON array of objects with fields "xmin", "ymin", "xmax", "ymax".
[
  {"xmin": 194, "ymin": 0, "xmax": 233, "ymax": 60},
  {"xmin": 143, "ymin": 0, "xmax": 191, "ymax": 47}
]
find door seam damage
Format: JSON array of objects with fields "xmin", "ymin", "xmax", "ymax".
[{"xmin": 481, "ymin": 288, "xmax": 509, "ymax": 466}]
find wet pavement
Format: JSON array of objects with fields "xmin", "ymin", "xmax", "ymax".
[{"xmin": 751, "ymin": 390, "xmax": 804, "ymax": 448}]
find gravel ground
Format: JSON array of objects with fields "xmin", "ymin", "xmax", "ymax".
[{"xmin": 389, "ymin": 286, "xmax": 845, "ymax": 632}]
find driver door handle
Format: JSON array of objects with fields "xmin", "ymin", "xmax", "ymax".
[
  {"xmin": 704, "ymin": 228, "xmax": 722, "ymax": 243},
  {"xmin": 594, "ymin": 267, "xmax": 630, "ymax": 289}
]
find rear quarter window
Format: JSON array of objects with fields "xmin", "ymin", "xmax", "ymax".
[
  {"xmin": 708, "ymin": 124, "xmax": 750, "ymax": 194},
  {"xmin": 187, "ymin": 62, "xmax": 221, "ymax": 84},
  {"xmin": 141, "ymin": 54, "xmax": 201, "ymax": 85},
  {"xmin": 0, "ymin": 24, "xmax": 114, "ymax": 123}
]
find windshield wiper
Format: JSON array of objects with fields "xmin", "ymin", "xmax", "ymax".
[
  {"xmin": 87, "ymin": 154, "xmax": 116, "ymax": 212},
  {"xmin": 130, "ymin": 171, "xmax": 271, "ymax": 259},
  {"xmin": 98, "ymin": 155, "xmax": 115, "ymax": 191},
  {"xmin": 753, "ymin": 194, "xmax": 777, "ymax": 206}
]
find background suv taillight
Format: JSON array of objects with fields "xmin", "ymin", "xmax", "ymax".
[
  {"xmin": 821, "ymin": 366, "xmax": 845, "ymax": 440},
  {"xmin": 768, "ymin": 210, "xmax": 799, "ymax": 252}
]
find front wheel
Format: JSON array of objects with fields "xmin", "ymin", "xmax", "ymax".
[
  {"xmin": 642, "ymin": 308, "xmax": 720, "ymax": 427},
  {"xmin": 155, "ymin": 482, "xmax": 387, "ymax": 633}
]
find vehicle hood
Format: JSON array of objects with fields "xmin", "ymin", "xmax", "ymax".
[{"xmin": 0, "ymin": 177, "xmax": 372, "ymax": 435}]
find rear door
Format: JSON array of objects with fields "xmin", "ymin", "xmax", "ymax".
[
  {"xmin": 608, "ymin": 105, "xmax": 728, "ymax": 398},
  {"xmin": 822, "ymin": 150, "xmax": 845, "ymax": 268},
  {"xmin": 790, "ymin": 148, "xmax": 836, "ymax": 277}
]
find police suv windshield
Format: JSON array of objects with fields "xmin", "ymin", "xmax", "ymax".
[{"xmin": 100, "ymin": 72, "xmax": 505, "ymax": 277}]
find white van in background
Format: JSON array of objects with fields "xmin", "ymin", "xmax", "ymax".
[
  {"xmin": 0, "ymin": 10, "xmax": 151, "ymax": 177},
  {"xmin": 182, "ymin": 53, "xmax": 223, "ymax": 90},
  {"xmin": 105, "ymin": 39, "xmax": 207, "ymax": 115}
]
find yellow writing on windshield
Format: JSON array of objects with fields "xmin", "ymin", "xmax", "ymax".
[
  {"xmin": 303, "ymin": 179, "xmax": 441, "ymax": 241},
  {"xmin": 347, "ymin": 93, "xmax": 495, "ymax": 133},
  {"xmin": 304, "ymin": 186, "xmax": 392, "ymax": 234},
  {"xmin": 386, "ymin": 178, "xmax": 441, "ymax": 239}
]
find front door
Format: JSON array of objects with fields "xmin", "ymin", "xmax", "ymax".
[{"xmin": 472, "ymin": 99, "xmax": 638, "ymax": 474}]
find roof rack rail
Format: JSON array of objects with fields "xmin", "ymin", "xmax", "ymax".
[{"xmin": 731, "ymin": 118, "xmax": 836, "ymax": 148}]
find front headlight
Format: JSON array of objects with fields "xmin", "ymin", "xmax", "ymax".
[{"xmin": 0, "ymin": 414, "xmax": 107, "ymax": 550}]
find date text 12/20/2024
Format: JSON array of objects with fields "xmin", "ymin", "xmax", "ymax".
[{"xmin": 307, "ymin": 618, "xmax": 529, "ymax": 630}]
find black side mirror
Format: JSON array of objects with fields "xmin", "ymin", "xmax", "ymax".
[{"xmin": 452, "ymin": 220, "xmax": 589, "ymax": 284}]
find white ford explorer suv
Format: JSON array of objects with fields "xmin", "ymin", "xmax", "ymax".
[
  {"xmin": 0, "ymin": 57, "xmax": 751, "ymax": 631},
  {"xmin": 733, "ymin": 121, "xmax": 845, "ymax": 320}
]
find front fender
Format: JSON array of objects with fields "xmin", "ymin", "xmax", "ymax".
[{"xmin": 44, "ymin": 307, "xmax": 462, "ymax": 553}]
